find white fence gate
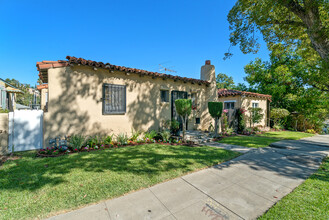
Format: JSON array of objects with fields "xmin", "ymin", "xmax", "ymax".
[{"xmin": 8, "ymin": 110, "xmax": 43, "ymax": 152}]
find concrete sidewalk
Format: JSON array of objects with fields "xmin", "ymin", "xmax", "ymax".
[{"xmin": 48, "ymin": 135, "xmax": 329, "ymax": 220}]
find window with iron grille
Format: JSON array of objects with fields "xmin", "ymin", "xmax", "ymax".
[
  {"xmin": 103, "ymin": 84, "xmax": 126, "ymax": 114},
  {"xmin": 224, "ymin": 102, "xmax": 235, "ymax": 109},
  {"xmin": 160, "ymin": 90, "xmax": 169, "ymax": 102}
]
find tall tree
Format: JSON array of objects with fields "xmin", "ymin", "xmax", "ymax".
[
  {"xmin": 227, "ymin": 0, "xmax": 329, "ymax": 90},
  {"xmin": 216, "ymin": 73, "xmax": 235, "ymax": 89},
  {"xmin": 244, "ymin": 48, "xmax": 329, "ymax": 130}
]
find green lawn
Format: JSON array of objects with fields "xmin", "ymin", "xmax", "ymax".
[
  {"xmin": 219, "ymin": 131, "xmax": 315, "ymax": 148},
  {"xmin": 0, "ymin": 144, "xmax": 240, "ymax": 220},
  {"xmin": 260, "ymin": 157, "xmax": 329, "ymax": 219}
]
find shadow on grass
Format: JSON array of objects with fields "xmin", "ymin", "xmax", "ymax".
[{"xmin": 0, "ymin": 144, "xmax": 239, "ymax": 192}]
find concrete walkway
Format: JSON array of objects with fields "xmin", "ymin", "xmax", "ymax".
[{"xmin": 48, "ymin": 135, "xmax": 329, "ymax": 220}]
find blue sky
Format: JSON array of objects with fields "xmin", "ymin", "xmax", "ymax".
[{"xmin": 0, "ymin": 0, "xmax": 269, "ymax": 86}]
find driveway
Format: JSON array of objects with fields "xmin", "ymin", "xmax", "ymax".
[{"xmin": 48, "ymin": 135, "xmax": 329, "ymax": 220}]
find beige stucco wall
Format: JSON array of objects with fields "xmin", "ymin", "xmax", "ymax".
[
  {"xmin": 43, "ymin": 65, "xmax": 216, "ymax": 145},
  {"xmin": 218, "ymin": 96, "xmax": 242, "ymax": 108},
  {"xmin": 0, "ymin": 113, "xmax": 8, "ymax": 155},
  {"xmin": 241, "ymin": 96, "xmax": 269, "ymax": 127},
  {"xmin": 40, "ymin": 88, "xmax": 48, "ymax": 111},
  {"xmin": 218, "ymin": 95, "xmax": 269, "ymax": 128}
]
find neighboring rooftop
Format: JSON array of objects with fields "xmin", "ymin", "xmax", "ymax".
[
  {"xmin": 0, "ymin": 78, "xmax": 23, "ymax": 93},
  {"xmin": 218, "ymin": 88, "xmax": 272, "ymax": 101},
  {"xmin": 37, "ymin": 56, "xmax": 210, "ymax": 86}
]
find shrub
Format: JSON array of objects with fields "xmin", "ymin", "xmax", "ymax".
[
  {"xmin": 222, "ymin": 127, "xmax": 235, "ymax": 136},
  {"xmin": 116, "ymin": 133, "xmax": 129, "ymax": 145},
  {"xmin": 236, "ymin": 108, "xmax": 246, "ymax": 133},
  {"xmin": 208, "ymin": 102, "xmax": 223, "ymax": 137},
  {"xmin": 248, "ymin": 107, "xmax": 264, "ymax": 127},
  {"xmin": 160, "ymin": 130, "xmax": 171, "ymax": 142},
  {"xmin": 144, "ymin": 130, "xmax": 157, "ymax": 141},
  {"xmin": 306, "ymin": 129, "xmax": 317, "ymax": 134},
  {"xmin": 175, "ymin": 99, "xmax": 192, "ymax": 142},
  {"xmin": 68, "ymin": 134, "xmax": 86, "ymax": 151},
  {"xmin": 103, "ymin": 135, "xmax": 113, "ymax": 145},
  {"xmin": 271, "ymin": 108, "xmax": 290, "ymax": 128},
  {"xmin": 0, "ymin": 109, "xmax": 9, "ymax": 113},
  {"xmin": 86, "ymin": 135, "xmax": 101, "ymax": 148},
  {"xmin": 273, "ymin": 124, "xmax": 284, "ymax": 131},
  {"xmin": 170, "ymin": 120, "xmax": 180, "ymax": 134},
  {"xmin": 129, "ymin": 130, "xmax": 141, "ymax": 142}
]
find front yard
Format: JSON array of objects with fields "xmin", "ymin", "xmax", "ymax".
[
  {"xmin": 218, "ymin": 131, "xmax": 315, "ymax": 148},
  {"xmin": 260, "ymin": 157, "xmax": 329, "ymax": 219},
  {"xmin": 0, "ymin": 144, "xmax": 240, "ymax": 220}
]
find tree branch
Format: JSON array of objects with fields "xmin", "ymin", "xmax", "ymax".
[{"xmin": 265, "ymin": 19, "xmax": 306, "ymax": 27}]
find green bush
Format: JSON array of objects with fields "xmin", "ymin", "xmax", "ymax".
[
  {"xmin": 306, "ymin": 129, "xmax": 317, "ymax": 134},
  {"xmin": 175, "ymin": 99, "xmax": 192, "ymax": 142},
  {"xmin": 271, "ymin": 108, "xmax": 290, "ymax": 127},
  {"xmin": 236, "ymin": 108, "xmax": 246, "ymax": 133},
  {"xmin": 144, "ymin": 130, "xmax": 157, "ymax": 140},
  {"xmin": 0, "ymin": 109, "xmax": 9, "ymax": 113},
  {"xmin": 103, "ymin": 135, "xmax": 113, "ymax": 145},
  {"xmin": 160, "ymin": 130, "xmax": 171, "ymax": 142},
  {"xmin": 116, "ymin": 133, "xmax": 129, "ymax": 145},
  {"xmin": 170, "ymin": 120, "xmax": 180, "ymax": 134},
  {"xmin": 68, "ymin": 134, "xmax": 86, "ymax": 151},
  {"xmin": 208, "ymin": 102, "xmax": 223, "ymax": 137},
  {"xmin": 248, "ymin": 107, "xmax": 264, "ymax": 127},
  {"xmin": 86, "ymin": 135, "xmax": 101, "ymax": 147},
  {"xmin": 129, "ymin": 130, "xmax": 141, "ymax": 142}
]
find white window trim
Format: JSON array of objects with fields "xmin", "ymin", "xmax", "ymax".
[{"xmin": 251, "ymin": 101, "xmax": 260, "ymax": 104}]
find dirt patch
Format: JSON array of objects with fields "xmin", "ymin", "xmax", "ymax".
[{"xmin": 0, "ymin": 155, "xmax": 21, "ymax": 167}]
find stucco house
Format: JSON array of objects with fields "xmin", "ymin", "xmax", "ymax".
[
  {"xmin": 36, "ymin": 56, "xmax": 271, "ymax": 145},
  {"xmin": 0, "ymin": 78, "xmax": 23, "ymax": 111},
  {"xmin": 36, "ymin": 57, "xmax": 218, "ymax": 144},
  {"xmin": 218, "ymin": 89, "xmax": 272, "ymax": 128}
]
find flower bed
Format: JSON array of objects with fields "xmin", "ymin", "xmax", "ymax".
[{"xmin": 37, "ymin": 134, "xmax": 189, "ymax": 158}]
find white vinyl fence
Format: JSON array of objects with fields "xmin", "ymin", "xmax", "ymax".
[{"xmin": 8, "ymin": 110, "xmax": 43, "ymax": 152}]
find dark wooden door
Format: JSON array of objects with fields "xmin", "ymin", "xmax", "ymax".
[{"xmin": 171, "ymin": 91, "xmax": 188, "ymax": 130}]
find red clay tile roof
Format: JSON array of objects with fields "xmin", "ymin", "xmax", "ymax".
[
  {"xmin": 36, "ymin": 84, "xmax": 48, "ymax": 90},
  {"xmin": 37, "ymin": 56, "xmax": 210, "ymax": 86},
  {"xmin": 218, "ymin": 89, "xmax": 272, "ymax": 101}
]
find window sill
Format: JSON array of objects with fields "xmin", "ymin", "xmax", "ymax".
[{"xmin": 103, "ymin": 112, "xmax": 126, "ymax": 115}]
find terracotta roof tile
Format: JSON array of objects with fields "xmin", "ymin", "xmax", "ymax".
[
  {"xmin": 218, "ymin": 88, "xmax": 272, "ymax": 101},
  {"xmin": 36, "ymin": 56, "xmax": 210, "ymax": 85},
  {"xmin": 36, "ymin": 84, "xmax": 48, "ymax": 90}
]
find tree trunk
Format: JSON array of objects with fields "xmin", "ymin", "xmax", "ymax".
[
  {"xmin": 214, "ymin": 117, "xmax": 219, "ymax": 137},
  {"xmin": 280, "ymin": 0, "xmax": 329, "ymax": 61},
  {"xmin": 181, "ymin": 115, "xmax": 186, "ymax": 142}
]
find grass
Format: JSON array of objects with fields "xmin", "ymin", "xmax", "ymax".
[
  {"xmin": 218, "ymin": 131, "xmax": 315, "ymax": 148},
  {"xmin": 0, "ymin": 144, "xmax": 241, "ymax": 220},
  {"xmin": 259, "ymin": 157, "xmax": 329, "ymax": 219}
]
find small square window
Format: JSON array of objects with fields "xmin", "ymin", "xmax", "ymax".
[
  {"xmin": 224, "ymin": 102, "xmax": 235, "ymax": 109},
  {"xmin": 161, "ymin": 90, "xmax": 169, "ymax": 102},
  {"xmin": 195, "ymin": 118, "xmax": 200, "ymax": 124},
  {"xmin": 252, "ymin": 102, "xmax": 259, "ymax": 108}
]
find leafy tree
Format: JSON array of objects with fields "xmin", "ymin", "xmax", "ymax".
[
  {"xmin": 216, "ymin": 73, "xmax": 235, "ymax": 89},
  {"xmin": 208, "ymin": 102, "xmax": 223, "ymax": 137},
  {"xmin": 227, "ymin": 0, "xmax": 329, "ymax": 91},
  {"xmin": 4, "ymin": 78, "xmax": 39, "ymax": 107},
  {"xmin": 175, "ymin": 99, "xmax": 192, "ymax": 142},
  {"xmin": 243, "ymin": 48, "xmax": 329, "ymax": 131},
  {"xmin": 248, "ymin": 107, "xmax": 264, "ymax": 127},
  {"xmin": 271, "ymin": 108, "xmax": 290, "ymax": 126}
]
